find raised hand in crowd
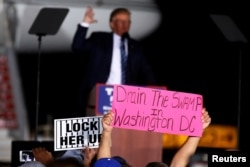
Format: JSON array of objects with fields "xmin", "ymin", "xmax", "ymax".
[
  {"xmin": 32, "ymin": 147, "xmax": 53, "ymax": 166},
  {"xmin": 169, "ymin": 108, "xmax": 211, "ymax": 167},
  {"xmin": 82, "ymin": 146, "xmax": 98, "ymax": 167}
]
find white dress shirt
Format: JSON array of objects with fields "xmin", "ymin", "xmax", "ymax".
[{"xmin": 106, "ymin": 33, "xmax": 127, "ymax": 84}]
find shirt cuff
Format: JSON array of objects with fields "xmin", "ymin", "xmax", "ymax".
[{"xmin": 80, "ymin": 22, "xmax": 90, "ymax": 27}]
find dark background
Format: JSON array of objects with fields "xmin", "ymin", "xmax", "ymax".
[{"xmin": 16, "ymin": 0, "xmax": 248, "ymax": 151}]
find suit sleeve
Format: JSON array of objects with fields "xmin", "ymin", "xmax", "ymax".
[{"xmin": 71, "ymin": 24, "xmax": 89, "ymax": 52}]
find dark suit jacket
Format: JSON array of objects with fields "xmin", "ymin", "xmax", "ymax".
[{"xmin": 72, "ymin": 24, "xmax": 157, "ymax": 116}]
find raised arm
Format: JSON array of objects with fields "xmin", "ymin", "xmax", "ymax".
[
  {"xmin": 96, "ymin": 111, "xmax": 114, "ymax": 159},
  {"xmin": 170, "ymin": 108, "xmax": 211, "ymax": 167},
  {"xmin": 71, "ymin": 6, "xmax": 97, "ymax": 52}
]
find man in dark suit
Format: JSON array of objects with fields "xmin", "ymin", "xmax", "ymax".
[{"xmin": 72, "ymin": 6, "xmax": 157, "ymax": 117}]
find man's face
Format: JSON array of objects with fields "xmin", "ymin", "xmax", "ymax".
[{"xmin": 110, "ymin": 13, "xmax": 131, "ymax": 36}]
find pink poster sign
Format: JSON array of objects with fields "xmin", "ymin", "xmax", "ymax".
[{"xmin": 112, "ymin": 85, "xmax": 203, "ymax": 137}]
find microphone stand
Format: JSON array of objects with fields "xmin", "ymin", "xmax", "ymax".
[
  {"xmin": 28, "ymin": 7, "xmax": 69, "ymax": 140},
  {"xmin": 34, "ymin": 34, "xmax": 45, "ymax": 141}
]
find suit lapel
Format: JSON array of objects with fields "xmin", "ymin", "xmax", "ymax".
[{"xmin": 105, "ymin": 33, "xmax": 113, "ymax": 63}]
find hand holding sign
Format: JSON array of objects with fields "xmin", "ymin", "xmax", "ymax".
[
  {"xmin": 201, "ymin": 108, "xmax": 211, "ymax": 130},
  {"xmin": 102, "ymin": 111, "xmax": 114, "ymax": 133}
]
